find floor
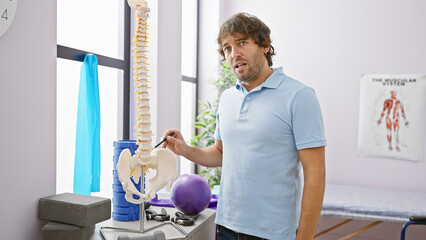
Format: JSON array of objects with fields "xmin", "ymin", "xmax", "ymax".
[{"xmin": 315, "ymin": 216, "xmax": 426, "ymax": 240}]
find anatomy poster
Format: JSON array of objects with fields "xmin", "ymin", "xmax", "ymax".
[{"xmin": 357, "ymin": 74, "xmax": 426, "ymax": 161}]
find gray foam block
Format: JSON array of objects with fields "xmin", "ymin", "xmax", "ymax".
[
  {"xmin": 42, "ymin": 222, "xmax": 95, "ymax": 240},
  {"xmin": 39, "ymin": 193, "xmax": 111, "ymax": 227}
]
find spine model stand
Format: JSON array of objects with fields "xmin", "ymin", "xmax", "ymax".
[{"xmin": 100, "ymin": 0, "xmax": 185, "ymax": 239}]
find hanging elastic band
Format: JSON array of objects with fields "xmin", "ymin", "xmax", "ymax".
[{"xmin": 73, "ymin": 53, "xmax": 101, "ymax": 195}]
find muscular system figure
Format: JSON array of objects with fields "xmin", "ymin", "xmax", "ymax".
[{"xmin": 377, "ymin": 90, "xmax": 409, "ymax": 151}]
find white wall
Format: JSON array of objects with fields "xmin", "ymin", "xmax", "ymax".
[
  {"xmin": 197, "ymin": 0, "xmax": 221, "ymax": 104},
  {"xmin": 199, "ymin": 0, "xmax": 426, "ymax": 239},
  {"xmin": 155, "ymin": 0, "xmax": 182, "ymax": 140},
  {"xmin": 0, "ymin": 0, "xmax": 56, "ymax": 239}
]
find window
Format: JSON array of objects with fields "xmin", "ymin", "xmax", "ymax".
[
  {"xmin": 57, "ymin": 1, "xmax": 124, "ymax": 60},
  {"xmin": 180, "ymin": 81, "xmax": 197, "ymax": 175},
  {"xmin": 56, "ymin": 0, "xmax": 129, "ymax": 199},
  {"xmin": 180, "ymin": 0, "xmax": 198, "ymax": 175}
]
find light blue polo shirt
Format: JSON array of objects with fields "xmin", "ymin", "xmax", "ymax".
[{"xmin": 214, "ymin": 67, "xmax": 326, "ymax": 240}]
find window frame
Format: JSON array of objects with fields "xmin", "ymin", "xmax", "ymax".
[{"xmin": 181, "ymin": 0, "xmax": 200, "ymax": 174}]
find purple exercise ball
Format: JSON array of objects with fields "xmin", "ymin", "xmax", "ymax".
[{"xmin": 171, "ymin": 174, "xmax": 211, "ymax": 215}]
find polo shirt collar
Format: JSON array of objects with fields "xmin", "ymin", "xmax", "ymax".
[{"xmin": 235, "ymin": 67, "xmax": 286, "ymax": 92}]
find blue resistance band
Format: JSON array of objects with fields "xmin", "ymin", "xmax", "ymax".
[{"xmin": 73, "ymin": 53, "xmax": 101, "ymax": 195}]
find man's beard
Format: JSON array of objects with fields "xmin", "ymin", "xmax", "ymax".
[
  {"xmin": 233, "ymin": 49, "xmax": 265, "ymax": 82},
  {"xmin": 235, "ymin": 59, "xmax": 264, "ymax": 83}
]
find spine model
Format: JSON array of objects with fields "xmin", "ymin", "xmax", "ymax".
[
  {"xmin": 116, "ymin": 0, "xmax": 179, "ymax": 204},
  {"xmin": 133, "ymin": 5, "xmax": 153, "ymax": 164}
]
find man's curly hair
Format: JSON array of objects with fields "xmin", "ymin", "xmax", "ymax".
[{"xmin": 217, "ymin": 13, "xmax": 275, "ymax": 67}]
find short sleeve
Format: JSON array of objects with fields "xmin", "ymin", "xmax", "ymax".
[
  {"xmin": 214, "ymin": 112, "xmax": 222, "ymax": 140},
  {"xmin": 291, "ymin": 87, "xmax": 327, "ymax": 150}
]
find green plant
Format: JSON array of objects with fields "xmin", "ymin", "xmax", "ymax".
[
  {"xmin": 190, "ymin": 63, "xmax": 236, "ymax": 188},
  {"xmin": 214, "ymin": 63, "xmax": 237, "ymax": 95},
  {"xmin": 199, "ymin": 167, "xmax": 222, "ymax": 188}
]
